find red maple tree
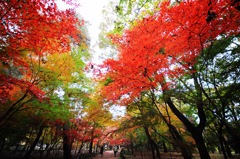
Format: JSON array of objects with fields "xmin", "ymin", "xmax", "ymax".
[
  {"xmin": 100, "ymin": 0, "xmax": 240, "ymax": 104},
  {"xmin": 0, "ymin": 0, "xmax": 82, "ymax": 103},
  {"xmin": 99, "ymin": 1, "xmax": 239, "ymax": 158}
]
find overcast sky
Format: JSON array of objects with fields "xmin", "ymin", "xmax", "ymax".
[
  {"xmin": 78, "ymin": 0, "xmax": 110, "ymax": 42},
  {"xmin": 77, "ymin": 0, "xmax": 117, "ymax": 64},
  {"xmin": 57, "ymin": 0, "xmax": 115, "ymax": 47}
]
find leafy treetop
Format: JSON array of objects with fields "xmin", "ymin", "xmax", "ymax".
[
  {"xmin": 0, "ymin": 0, "xmax": 83, "ymax": 103},
  {"xmin": 100, "ymin": 0, "xmax": 240, "ymax": 104}
]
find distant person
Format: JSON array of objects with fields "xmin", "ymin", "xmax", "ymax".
[
  {"xmin": 113, "ymin": 145, "xmax": 118, "ymax": 157},
  {"xmin": 100, "ymin": 145, "xmax": 104, "ymax": 157}
]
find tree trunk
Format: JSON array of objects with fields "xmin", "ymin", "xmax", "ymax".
[
  {"xmin": 168, "ymin": 124, "xmax": 193, "ymax": 159},
  {"xmin": 192, "ymin": 131, "xmax": 211, "ymax": 159},
  {"xmin": 63, "ymin": 122, "xmax": 72, "ymax": 159},
  {"xmin": 164, "ymin": 96, "xmax": 211, "ymax": 159},
  {"xmin": 24, "ymin": 124, "xmax": 45, "ymax": 158},
  {"xmin": 0, "ymin": 93, "xmax": 28, "ymax": 128},
  {"xmin": 89, "ymin": 122, "xmax": 96, "ymax": 154},
  {"xmin": 222, "ymin": 120, "xmax": 240, "ymax": 154},
  {"xmin": 217, "ymin": 122, "xmax": 229, "ymax": 159},
  {"xmin": 153, "ymin": 140, "xmax": 161, "ymax": 159},
  {"xmin": 153, "ymin": 99, "xmax": 193, "ymax": 159},
  {"xmin": 144, "ymin": 126, "xmax": 159, "ymax": 159},
  {"xmin": 222, "ymin": 134, "xmax": 233, "ymax": 158},
  {"xmin": 162, "ymin": 141, "xmax": 168, "ymax": 153},
  {"xmin": 89, "ymin": 140, "xmax": 93, "ymax": 153}
]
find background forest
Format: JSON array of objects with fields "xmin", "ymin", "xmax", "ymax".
[{"xmin": 0, "ymin": 0, "xmax": 239, "ymax": 159}]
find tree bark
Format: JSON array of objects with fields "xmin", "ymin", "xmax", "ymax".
[
  {"xmin": 144, "ymin": 126, "xmax": 160, "ymax": 159},
  {"xmin": 162, "ymin": 141, "xmax": 167, "ymax": 153},
  {"xmin": 151, "ymin": 92, "xmax": 193, "ymax": 159},
  {"xmin": 63, "ymin": 122, "xmax": 72, "ymax": 159},
  {"xmin": 88, "ymin": 122, "xmax": 96, "ymax": 154},
  {"xmin": 164, "ymin": 96, "xmax": 210, "ymax": 159},
  {"xmin": 24, "ymin": 124, "xmax": 45, "ymax": 158},
  {"xmin": 168, "ymin": 124, "xmax": 193, "ymax": 159}
]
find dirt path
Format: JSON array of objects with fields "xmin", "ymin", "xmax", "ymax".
[{"xmin": 92, "ymin": 150, "xmax": 120, "ymax": 159}]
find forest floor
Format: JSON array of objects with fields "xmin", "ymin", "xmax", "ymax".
[
  {"xmin": 1, "ymin": 150, "xmax": 239, "ymax": 159},
  {"xmin": 92, "ymin": 150, "xmax": 240, "ymax": 159}
]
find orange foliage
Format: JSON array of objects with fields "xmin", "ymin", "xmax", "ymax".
[{"xmin": 100, "ymin": 0, "xmax": 240, "ymax": 104}]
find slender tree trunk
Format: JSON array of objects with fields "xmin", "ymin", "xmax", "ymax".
[
  {"xmin": 168, "ymin": 124, "xmax": 193, "ymax": 159},
  {"xmin": 0, "ymin": 93, "xmax": 28, "ymax": 128},
  {"xmin": 63, "ymin": 122, "xmax": 72, "ymax": 159},
  {"xmin": 153, "ymin": 140, "xmax": 161, "ymax": 159},
  {"xmin": 162, "ymin": 141, "xmax": 168, "ymax": 153},
  {"xmin": 24, "ymin": 124, "xmax": 45, "ymax": 158},
  {"xmin": 89, "ymin": 122, "xmax": 96, "ymax": 154},
  {"xmin": 217, "ymin": 122, "xmax": 229, "ymax": 159},
  {"xmin": 144, "ymin": 126, "xmax": 159, "ymax": 159},
  {"xmin": 164, "ymin": 96, "xmax": 211, "ymax": 159},
  {"xmin": 222, "ymin": 120, "xmax": 240, "ymax": 154},
  {"xmin": 149, "ymin": 140, "xmax": 156, "ymax": 159},
  {"xmin": 151, "ymin": 89, "xmax": 193, "ymax": 159},
  {"xmin": 223, "ymin": 137, "xmax": 233, "ymax": 158},
  {"xmin": 192, "ymin": 130, "xmax": 211, "ymax": 159},
  {"xmin": 89, "ymin": 140, "xmax": 93, "ymax": 153}
]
